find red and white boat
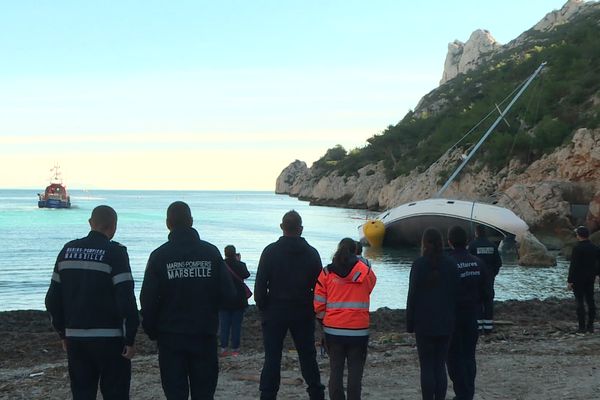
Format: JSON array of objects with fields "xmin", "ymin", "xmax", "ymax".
[{"xmin": 38, "ymin": 165, "xmax": 71, "ymax": 209}]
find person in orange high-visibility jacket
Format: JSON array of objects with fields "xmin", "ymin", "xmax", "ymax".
[{"xmin": 314, "ymin": 238, "xmax": 377, "ymax": 400}]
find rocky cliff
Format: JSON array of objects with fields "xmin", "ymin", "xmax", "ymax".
[
  {"xmin": 276, "ymin": 128, "xmax": 600, "ymax": 259},
  {"xmin": 533, "ymin": 0, "xmax": 589, "ymax": 32},
  {"xmin": 439, "ymin": 0, "xmax": 590, "ymax": 85},
  {"xmin": 440, "ymin": 30, "xmax": 499, "ymax": 85},
  {"xmin": 275, "ymin": 0, "xmax": 600, "ymax": 265}
]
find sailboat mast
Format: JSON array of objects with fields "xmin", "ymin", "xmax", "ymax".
[{"xmin": 435, "ymin": 61, "xmax": 546, "ymax": 197}]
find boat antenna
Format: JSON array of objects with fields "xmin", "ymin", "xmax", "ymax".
[
  {"xmin": 50, "ymin": 163, "xmax": 63, "ymax": 184},
  {"xmin": 435, "ymin": 61, "xmax": 546, "ymax": 197}
]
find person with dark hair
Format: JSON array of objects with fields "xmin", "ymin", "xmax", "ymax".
[
  {"xmin": 447, "ymin": 225, "xmax": 491, "ymax": 400},
  {"xmin": 568, "ymin": 225, "xmax": 600, "ymax": 333},
  {"xmin": 314, "ymin": 238, "xmax": 377, "ymax": 400},
  {"xmin": 140, "ymin": 201, "xmax": 236, "ymax": 399},
  {"xmin": 468, "ymin": 224, "xmax": 502, "ymax": 333},
  {"xmin": 45, "ymin": 205, "xmax": 139, "ymax": 399},
  {"xmin": 254, "ymin": 210, "xmax": 325, "ymax": 400},
  {"xmin": 355, "ymin": 241, "xmax": 371, "ymax": 268},
  {"xmin": 219, "ymin": 244, "xmax": 251, "ymax": 356},
  {"xmin": 406, "ymin": 228, "xmax": 459, "ymax": 400}
]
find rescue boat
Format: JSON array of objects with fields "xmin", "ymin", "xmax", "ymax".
[{"xmin": 38, "ymin": 165, "xmax": 71, "ymax": 209}]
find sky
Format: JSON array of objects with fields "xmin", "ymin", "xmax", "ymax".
[{"xmin": 0, "ymin": 0, "xmax": 572, "ymax": 190}]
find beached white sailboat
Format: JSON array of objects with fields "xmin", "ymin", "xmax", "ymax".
[{"xmin": 360, "ymin": 62, "xmax": 546, "ymax": 250}]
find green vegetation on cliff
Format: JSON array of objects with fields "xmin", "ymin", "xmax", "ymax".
[{"xmin": 315, "ymin": 7, "xmax": 600, "ymax": 181}]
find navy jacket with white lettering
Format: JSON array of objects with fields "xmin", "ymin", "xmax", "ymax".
[
  {"xmin": 45, "ymin": 231, "xmax": 140, "ymax": 345},
  {"xmin": 468, "ymin": 237, "xmax": 502, "ymax": 276},
  {"xmin": 140, "ymin": 227, "xmax": 236, "ymax": 340},
  {"xmin": 449, "ymin": 248, "xmax": 492, "ymax": 314}
]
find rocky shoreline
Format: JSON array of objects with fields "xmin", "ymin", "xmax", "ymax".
[
  {"xmin": 3, "ymin": 298, "xmax": 600, "ymax": 399},
  {"xmin": 274, "ymin": 2, "xmax": 600, "ymax": 266},
  {"xmin": 276, "ymin": 128, "xmax": 600, "ymax": 265},
  {"xmin": 276, "ymin": 129, "xmax": 600, "ymax": 238}
]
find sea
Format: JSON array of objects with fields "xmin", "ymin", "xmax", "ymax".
[{"xmin": 0, "ymin": 189, "xmax": 571, "ymax": 312}]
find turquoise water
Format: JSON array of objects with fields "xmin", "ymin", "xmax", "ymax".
[{"xmin": 0, "ymin": 189, "xmax": 570, "ymax": 312}]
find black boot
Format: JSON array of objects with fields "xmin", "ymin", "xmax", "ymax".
[
  {"xmin": 577, "ymin": 321, "xmax": 586, "ymax": 334},
  {"xmin": 577, "ymin": 312, "xmax": 586, "ymax": 333},
  {"xmin": 587, "ymin": 320, "xmax": 594, "ymax": 333}
]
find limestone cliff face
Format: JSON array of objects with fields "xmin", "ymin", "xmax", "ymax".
[
  {"xmin": 495, "ymin": 128, "xmax": 600, "ymax": 246},
  {"xmin": 500, "ymin": 128, "xmax": 600, "ymax": 187},
  {"xmin": 276, "ymin": 161, "xmax": 388, "ymax": 209},
  {"xmin": 275, "ymin": 160, "xmax": 309, "ymax": 194},
  {"xmin": 276, "ymin": 128, "xmax": 600, "ymax": 248},
  {"xmin": 533, "ymin": 0, "xmax": 588, "ymax": 32},
  {"xmin": 439, "ymin": 0, "xmax": 590, "ymax": 85},
  {"xmin": 440, "ymin": 30, "xmax": 499, "ymax": 85}
]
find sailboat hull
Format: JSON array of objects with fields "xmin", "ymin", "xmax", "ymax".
[{"xmin": 360, "ymin": 198, "xmax": 528, "ymax": 246}]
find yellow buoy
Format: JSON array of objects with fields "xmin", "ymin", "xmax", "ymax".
[{"xmin": 363, "ymin": 219, "xmax": 385, "ymax": 247}]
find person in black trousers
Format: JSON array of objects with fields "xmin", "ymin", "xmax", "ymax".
[
  {"xmin": 314, "ymin": 238, "xmax": 377, "ymax": 400},
  {"xmin": 219, "ymin": 245, "xmax": 251, "ymax": 356},
  {"xmin": 567, "ymin": 226, "xmax": 600, "ymax": 333},
  {"xmin": 45, "ymin": 205, "xmax": 139, "ymax": 400},
  {"xmin": 254, "ymin": 210, "xmax": 325, "ymax": 400},
  {"xmin": 448, "ymin": 226, "xmax": 491, "ymax": 400},
  {"xmin": 407, "ymin": 228, "xmax": 459, "ymax": 400},
  {"xmin": 468, "ymin": 224, "xmax": 502, "ymax": 333},
  {"xmin": 140, "ymin": 201, "xmax": 236, "ymax": 399}
]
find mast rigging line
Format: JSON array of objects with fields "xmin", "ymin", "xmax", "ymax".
[
  {"xmin": 444, "ymin": 69, "xmax": 534, "ymax": 158},
  {"xmin": 435, "ymin": 61, "xmax": 547, "ymax": 198}
]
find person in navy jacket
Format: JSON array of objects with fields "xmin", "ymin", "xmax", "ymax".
[
  {"xmin": 46, "ymin": 205, "xmax": 139, "ymax": 400},
  {"xmin": 254, "ymin": 210, "xmax": 325, "ymax": 400},
  {"xmin": 468, "ymin": 224, "xmax": 502, "ymax": 333},
  {"xmin": 140, "ymin": 201, "xmax": 235, "ymax": 399},
  {"xmin": 448, "ymin": 226, "xmax": 492, "ymax": 400},
  {"xmin": 567, "ymin": 225, "xmax": 600, "ymax": 333},
  {"xmin": 407, "ymin": 228, "xmax": 459, "ymax": 400}
]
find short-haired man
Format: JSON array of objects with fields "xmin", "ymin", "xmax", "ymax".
[
  {"xmin": 46, "ymin": 205, "xmax": 139, "ymax": 399},
  {"xmin": 254, "ymin": 210, "xmax": 325, "ymax": 400},
  {"xmin": 448, "ymin": 226, "xmax": 491, "ymax": 400},
  {"xmin": 567, "ymin": 226, "xmax": 600, "ymax": 333},
  {"xmin": 140, "ymin": 201, "xmax": 236, "ymax": 399},
  {"xmin": 468, "ymin": 224, "xmax": 502, "ymax": 333}
]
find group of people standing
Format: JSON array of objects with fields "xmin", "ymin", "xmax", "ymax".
[
  {"xmin": 45, "ymin": 204, "xmax": 378, "ymax": 400},
  {"xmin": 406, "ymin": 225, "xmax": 500, "ymax": 400},
  {"xmin": 44, "ymin": 200, "xmax": 600, "ymax": 400},
  {"xmin": 251, "ymin": 210, "xmax": 377, "ymax": 400}
]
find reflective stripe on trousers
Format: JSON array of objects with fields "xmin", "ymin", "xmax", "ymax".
[{"xmin": 323, "ymin": 327, "xmax": 369, "ymax": 336}]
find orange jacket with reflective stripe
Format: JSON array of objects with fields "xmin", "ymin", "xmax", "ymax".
[{"xmin": 313, "ymin": 260, "xmax": 376, "ymax": 336}]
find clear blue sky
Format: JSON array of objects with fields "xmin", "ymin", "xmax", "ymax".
[{"xmin": 0, "ymin": 0, "xmax": 571, "ymax": 190}]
